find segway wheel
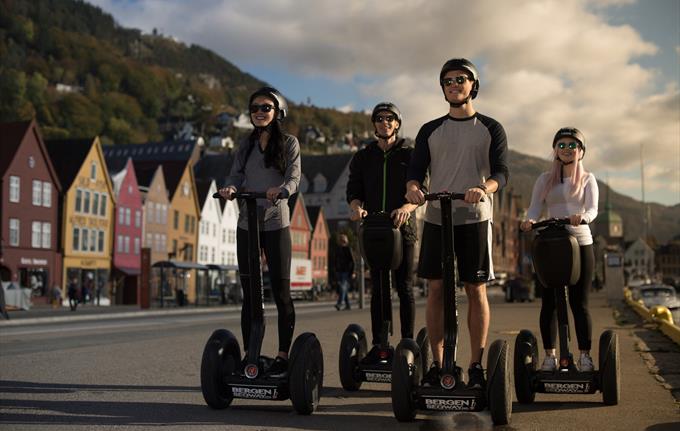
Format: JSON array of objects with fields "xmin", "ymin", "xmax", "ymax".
[
  {"xmin": 338, "ymin": 324, "xmax": 367, "ymax": 391},
  {"xmin": 200, "ymin": 329, "xmax": 241, "ymax": 409},
  {"xmin": 514, "ymin": 329, "xmax": 538, "ymax": 404},
  {"xmin": 487, "ymin": 339, "xmax": 512, "ymax": 425},
  {"xmin": 599, "ymin": 330, "xmax": 620, "ymax": 405},
  {"xmin": 391, "ymin": 339, "xmax": 419, "ymax": 422},
  {"xmin": 415, "ymin": 327, "xmax": 432, "ymax": 383},
  {"xmin": 289, "ymin": 332, "xmax": 324, "ymax": 415}
]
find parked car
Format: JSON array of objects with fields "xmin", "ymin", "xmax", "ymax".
[{"xmin": 633, "ymin": 283, "xmax": 680, "ymax": 310}]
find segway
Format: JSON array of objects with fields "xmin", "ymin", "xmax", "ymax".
[
  {"xmin": 338, "ymin": 212, "xmax": 431, "ymax": 389},
  {"xmin": 514, "ymin": 218, "xmax": 620, "ymax": 405},
  {"xmin": 391, "ymin": 192, "xmax": 511, "ymax": 425},
  {"xmin": 200, "ymin": 191, "xmax": 324, "ymax": 414}
]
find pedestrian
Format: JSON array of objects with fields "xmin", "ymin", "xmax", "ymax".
[
  {"xmin": 218, "ymin": 87, "xmax": 301, "ymax": 378},
  {"xmin": 51, "ymin": 284, "xmax": 62, "ymax": 308},
  {"xmin": 406, "ymin": 58, "xmax": 509, "ymax": 389},
  {"xmin": 346, "ymin": 102, "xmax": 418, "ymax": 363},
  {"xmin": 67, "ymin": 277, "xmax": 79, "ymax": 311},
  {"xmin": 0, "ymin": 276, "xmax": 11, "ymax": 320},
  {"xmin": 520, "ymin": 126, "xmax": 599, "ymax": 372},
  {"xmin": 334, "ymin": 234, "xmax": 355, "ymax": 311}
]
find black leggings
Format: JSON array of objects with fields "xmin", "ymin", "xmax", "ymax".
[
  {"xmin": 237, "ymin": 227, "xmax": 295, "ymax": 354},
  {"xmin": 539, "ymin": 244, "xmax": 594, "ymax": 351},
  {"xmin": 369, "ymin": 240, "xmax": 415, "ymax": 346}
]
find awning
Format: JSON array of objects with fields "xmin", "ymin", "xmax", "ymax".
[
  {"xmin": 114, "ymin": 266, "xmax": 141, "ymax": 276},
  {"xmin": 206, "ymin": 264, "xmax": 239, "ymax": 271},
  {"xmin": 152, "ymin": 260, "xmax": 209, "ymax": 270}
]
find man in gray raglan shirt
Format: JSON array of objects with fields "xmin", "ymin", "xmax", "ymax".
[{"xmin": 405, "ymin": 58, "xmax": 509, "ymax": 390}]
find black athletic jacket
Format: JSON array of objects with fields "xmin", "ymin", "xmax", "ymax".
[{"xmin": 346, "ymin": 139, "xmax": 417, "ymax": 243}]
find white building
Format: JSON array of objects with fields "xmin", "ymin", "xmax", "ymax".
[
  {"xmin": 624, "ymin": 238, "xmax": 655, "ymax": 279},
  {"xmin": 197, "ymin": 180, "xmax": 222, "ymax": 265}
]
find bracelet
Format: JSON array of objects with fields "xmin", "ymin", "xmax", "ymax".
[{"xmin": 477, "ymin": 184, "xmax": 488, "ymax": 193}]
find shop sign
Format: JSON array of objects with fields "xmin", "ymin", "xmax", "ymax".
[{"xmin": 20, "ymin": 258, "xmax": 48, "ymax": 266}]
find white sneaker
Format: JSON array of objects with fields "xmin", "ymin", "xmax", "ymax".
[
  {"xmin": 579, "ymin": 353, "xmax": 594, "ymax": 371},
  {"xmin": 541, "ymin": 355, "xmax": 558, "ymax": 371}
]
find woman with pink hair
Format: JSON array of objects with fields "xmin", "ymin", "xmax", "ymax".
[{"xmin": 520, "ymin": 127, "xmax": 599, "ymax": 372}]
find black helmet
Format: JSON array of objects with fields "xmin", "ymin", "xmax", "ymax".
[
  {"xmin": 552, "ymin": 127, "xmax": 586, "ymax": 157},
  {"xmin": 249, "ymin": 86, "xmax": 288, "ymax": 121},
  {"xmin": 371, "ymin": 102, "xmax": 402, "ymax": 126},
  {"xmin": 439, "ymin": 58, "xmax": 480, "ymax": 100}
]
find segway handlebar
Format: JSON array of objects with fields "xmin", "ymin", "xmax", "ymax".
[
  {"xmin": 530, "ymin": 218, "xmax": 588, "ymax": 230},
  {"xmin": 423, "ymin": 191, "xmax": 485, "ymax": 202},
  {"xmin": 212, "ymin": 191, "xmax": 285, "ymax": 200}
]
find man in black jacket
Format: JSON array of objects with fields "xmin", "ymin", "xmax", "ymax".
[{"xmin": 346, "ymin": 102, "xmax": 418, "ymax": 364}]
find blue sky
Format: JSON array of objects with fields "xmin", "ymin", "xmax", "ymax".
[{"xmin": 92, "ymin": 0, "xmax": 679, "ymax": 206}]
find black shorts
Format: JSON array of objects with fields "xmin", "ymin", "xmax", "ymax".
[{"xmin": 417, "ymin": 221, "xmax": 493, "ymax": 283}]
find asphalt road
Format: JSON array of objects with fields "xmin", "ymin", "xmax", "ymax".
[{"xmin": 1, "ymin": 290, "xmax": 678, "ymax": 430}]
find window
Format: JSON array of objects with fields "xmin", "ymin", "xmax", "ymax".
[
  {"xmin": 98, "ymin": 230, "xmax": 104, "ymax": 252},
  {"xmin": 221, "ymin": 251, "xmax": 226, "ymax": 265},
  {"xmin": 32, "ymin": 180, "xmax": 42, "ymax": 205},
  {"xmin": 222, "ymin": 229, "xmax": 226, "ymax": 242},
  {"xmin": 154, "ymin": 202, "xmax": 161, "ymax": 224},
  {"xmin": 228, "ymin": 230, "xmax": 235, "ymax": 244},
  {"xmin": 83, "ymin": 190, "xmax": 91, "ymax": 213},
  {"xmin": 134, "ymin": 237, "xmax": 140, "ymax": 255},
  {"xmin": 90, "ymin": 161, "xmax": 97, "ymax": 180},
  {"xmin": 118, "ymin": 207, "xmax": 125, "ymax": 224},
  {"xmin": 73, "ymin": 227, "xmax": 80, "ymax": 251},
  {"xmin": 92, "ymin": 192, "xmax": 99, "ymax": 216},
  {"xmin": 135, "ymin": 210, "xmax": 141, "ymax": 228},
  {"xmin": 32, "ymin": 221, "xmax": 41, "ymax": 248},
  {"xmin": 125, "ymin": 208, "xmax": 131, "ymax": 226},
  {"xmin": 161, "ymin": 204, "xmax": 168, "ymax": 224},
  {"xmin": 211, "ymin": 247, "xmax": 215, "ymax": 262},
  {"xmin": 75, "ymin": 189, "xmax": 82, "ymax": 212},
  {"xmin": 117, "ymin": 235, "xmax": 124, "ymax": 252},
  {"xmin": 9, "ymin": 176, "xmax": 20, "ymax": 202},
  {"xmin": 90, "ymin": 230, "xmax": 96, "ymax": 251},
  {"xmin": 146, "ymin": 233, "xmax": 153, "ymax": 249},
  {"xmin": 124, "ymin": 236, "xmax": 130, "ymax": 253},
  {"xmin": 160, "ymin": 235, "xmax": 166, "ymax": 253},
  {"xmin": 41, "ymin": 223, "xmax": 51, "ymax": 248},
  {"xmin": 172, "ymin": 239, "xmax": 178, "ymax": 255},
  {"xmin": 154, "ymin": 233, "xmax": 161, "ymax": 252},
  {"xmin": 100, "ymin": 193, "xmax": 107, "ymax": 216},
  {"xmin": 191, "ymin": 216, "xmax": 195, "ymax": 234},
  {"xmin": 185, "ymin": 214, "xmax": 190, "ymax": 233},
  {"xmin": 212, "ymin": 223, "xmax": 216, "ymax": 237},
  {"xmin": 9, "ymin": 219, "xmax": 19, "ymax": 246},
  {"xmin": 82, "ymin": 229, "xmax": 89, "ymax": 251},
  {"xmin": 42, "ymin": 182, "xmax": 51, "ymax": 207},
  {"xmin": 174, "ymin": 211, "xmax": 179, "ymax": 229}
]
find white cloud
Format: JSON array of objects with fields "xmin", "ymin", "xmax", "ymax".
[
  {"xmin": 336, "ymin": 104, "xmax": 353, "ymax": 113},
  {"xmin": 88, "ymin": 0, "xmax": 679, "ymax": 205}
]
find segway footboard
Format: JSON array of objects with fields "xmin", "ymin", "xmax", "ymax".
[
  {"xmin": 415, "ymin": 386, "xmax": 487, "ymax": 412},
  {"xmin": 535, "ymin": 371, "xmax": 598, "ymax": 394},
  {"xmin": 224, "ymin": 374, "xmax": 291, "ymax": 401}
]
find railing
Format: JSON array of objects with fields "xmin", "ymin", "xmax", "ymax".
[{"xmin": 623, "ymin": 287, "xmax": 680, "ymax": 346}]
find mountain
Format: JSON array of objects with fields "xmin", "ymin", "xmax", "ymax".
[
  {"xmin": 506, "ymin": 150, "xmax": 680, "ymax": 244},
  {"xmin": 0, "ymin": 0, "xmax": 372, "ymax": 147}
]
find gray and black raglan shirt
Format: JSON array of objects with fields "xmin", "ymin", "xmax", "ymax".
[
  {"xmin": 225, "ymin": 134, "xmax": 301, "ymax": 231},
  {"xmin": 407, "ymin": 113, "xmax": 509, "ymax": 226}
]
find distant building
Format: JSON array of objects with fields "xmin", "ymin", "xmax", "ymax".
[
  {"xmin": 656, "ymin": 239, "xmax": 680, "ymax": 280},
  {"xmin": 624, "ymin": 238, "xmax": 655, "ymax": 278},
  {"xmin": 592, "ymin": 202, "xmax": 624, "ymax": 249},
  {"xmin": 307, "ymin": 205, "xmax": 329, "ymax": 287},
  {"xmin": 0, "ymin": 120, "xmax": 63, "ymax": 303},
  {"xmin": 299, "ymin": 154, "xmax": 354, "ymax": 231},
  {"xmin": 492, "ymin": 186, "xmax": 523, "ymax": 276},
  {"xmin": 288, "ymin": 193, "xmax": 312, "ymax": 260}
]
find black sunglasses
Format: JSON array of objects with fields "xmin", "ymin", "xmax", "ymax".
[
  {"xmin": 441, "ymin": 75, "xmax": 470, "ymax": 86},
  {"xmin": 374, "ymin": 115, "xmax": 396, "ymax": 123},
  {"xmin": 557, "ymin": 142, "xmax": 581, "ymax": 150},
  {"xmin": 249, "ymin": 103, "xmax": 275, "ymax": 114}
]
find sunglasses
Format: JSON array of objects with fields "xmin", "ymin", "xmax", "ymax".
[
  {"xmin": 557, "ymin": 142, "xmax": 581, "ymax": 150},
  {"xmin": 249, "ymin": 103, "xmax": 275, "ymax": 114},
  {"xmin": 374, "ymin": 115, "xmax": 396, "ymax": 123},
  {"xmin": 441, "ymin": 75, "xmax": 470, "ymax": 86}
]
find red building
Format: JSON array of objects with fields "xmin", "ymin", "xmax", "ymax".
[
  {"xmin": 288, "ymin": 193, "xmax": 313, "ymax": 259},
  {"xmin": 307, "ymin": 205, "xmax": 329, "ymax": 287},
  {"xmin": 0, "ymin": 120, "xmax": 63, "ymax": 303},
  {"xmin": 106, "ymin": 157, "xmax": 143, "ymax": 304}
]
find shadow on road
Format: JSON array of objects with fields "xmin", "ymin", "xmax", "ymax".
[{"xmin": 0, "ymin": 380, "xmax": 197, "ymax": 394}]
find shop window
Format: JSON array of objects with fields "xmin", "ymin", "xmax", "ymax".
[
  {"xmin": 42, "ymin": 182, "xmax": 51, "ymax": 207},
  {"xmin": 9, "ymin": 218, "xmax": 20, "ymax": 246},
  {"xmin": 9, "ymin": 176, "xmax": 20, "ymax": 202},
  {"xmin": 32, "ymin": 180, "xmax": 42, "ymax": 205}
]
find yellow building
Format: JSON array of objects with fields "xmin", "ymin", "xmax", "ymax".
[{"xmin": 46, "ymin": 137, "xmax": 115, "ymax": 303}]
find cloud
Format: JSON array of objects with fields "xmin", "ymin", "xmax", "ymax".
[{"xmin": 88, "ymin": 0, "xmax": 679, "ymax": 205}]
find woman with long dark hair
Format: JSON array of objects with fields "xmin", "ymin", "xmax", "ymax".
[
  {"xmin": 520, "ymin": 127, "xmax": 599, "ymax": 372},
  {"xmin": 219, "ymin": 87, "xmax": 301, "ymax": 377}
]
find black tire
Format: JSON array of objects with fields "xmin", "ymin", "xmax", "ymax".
[
  {"xmin": 514, "ymin": 329, "xmax": 538, "ymax": 404},
  {"xmin": 415, "ymin": 327, "xmax": 431, "ymax": 383},
  {"xmin": 200, "ymin": 329, "xmax": 240, "ymax": 409},
  {"xmin": 338, "ymin": 324, "xmax": 366, "ymax": 391},
  {"xmin": 599, "ymin": 330, "xmax": 620, "ymax": 405},
  {"xmin": 391, "ymin": 339, "xmax": 419, "ymax": 422},
  {"xmin": 487, "ymin": 339, "xmax": 512, "ymax": 425},
  {"xmin": 289, "ymin": 332, "xmax": 324, "ymax": 415}
]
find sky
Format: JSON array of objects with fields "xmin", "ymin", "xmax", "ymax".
[{"xmin": 89, "ymin": 0, "xmax": 680, "ymax": 206}]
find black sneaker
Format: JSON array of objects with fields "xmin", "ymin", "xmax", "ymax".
[
  {"xmin": 267, "ymin": 356, "xmax": 289, "ymax": 378},
  {"xmin": 467, "ymin": 362, "xmax": 486, "ymax": 390},
  {"xmin": 422, "ymin": 364, "xmax": 440, "ymax": 387}
]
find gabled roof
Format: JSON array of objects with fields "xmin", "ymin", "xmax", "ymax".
[
  {"xmin": 193, "ymin": 152, "xmax": 235, "ymax": 188},
  {"xmin": 45, "ymin": 138, "xmax": 96, "ymax": 190},
  {"xmin": 300, "ymin": 154, "xmax": 353, "ymax": 193}
]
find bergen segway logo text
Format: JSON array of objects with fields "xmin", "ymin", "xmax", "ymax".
[
  {"xmin": 231, "ymin": 386, "xmax": 278, "ymax": 399},
  {"xmin": 544, "ymin": 382, "xmax": 590, "ymax": 393},
  {"xmin": 424, "ymin": 397, "xmax": 476, "ymax": 411},
  {"xmin": 364, "ymin": 372, "xmax": 391, "ymax": 383}
]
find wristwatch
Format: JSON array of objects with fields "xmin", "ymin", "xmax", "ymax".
[{"xmin": 477, "ymin": 184, "xmax": 488, "ymax": 194}]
